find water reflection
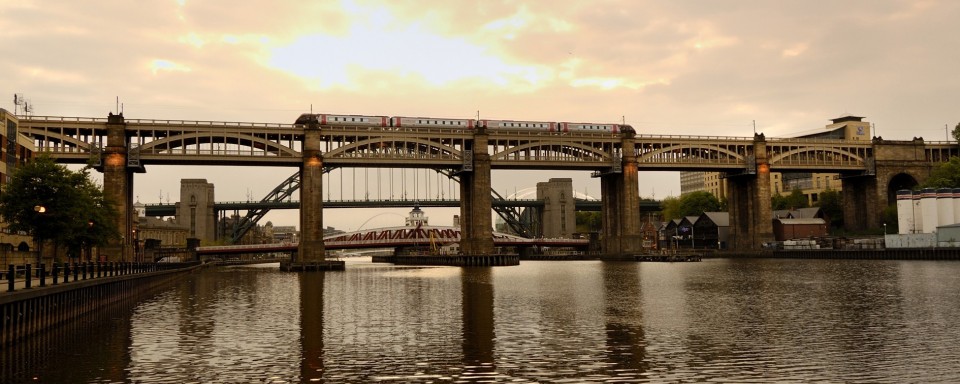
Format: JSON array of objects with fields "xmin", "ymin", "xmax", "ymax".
[
  {"xmin": 601, "ymin": 262, "xmax": 648, "ymax": 375},
  {"xmin": 460, "ymin": 267, "xmax": 496, "ymax": 379},
  {"xmin": 3, "ymin": 259, "xmax": 960, "ymax": 382},
  {"xmin": 300, "ymin": 272, "xmax": 324, "ymax": 382}
]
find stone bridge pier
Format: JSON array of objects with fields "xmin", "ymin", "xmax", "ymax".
[
  {"xmin": 727, "ymin": 135, "xmax": 774, "ymax": 250},
  {"xmin": 101, "ymin": 113, "xmax": 136, "ymax": 261},
  {"xmin": 843, "ymin": 138, "xmax": 935, "ymax": 231},
  {"xmin": 296, "ymin": 118, "xmax": 327, "ymax": 266},
  {"xmin": 459, "ymin": 129, "xmax": 495, "ymax": 256},
  {"xmin": 599, "ymin": 130, "xmax": 643, "ymax": 259}
]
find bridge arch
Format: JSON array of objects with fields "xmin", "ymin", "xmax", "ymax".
[
  {"xmin": 768, "ymin": 147, "xmax": 863, "ymax": 166},
  {"xmin": 138, "ymin": 132, "xmax": 300, "ymax": 157},
  {"xmin": 636, "ymin": 144, "xmax": 746, "ymax": 163},
  {"xmin": 324, "ymin": 137, "xmax": 462, "ymax": 159},
  {"xmin": 885, "ymin": 172, "xmax": 920, "ymax": 204},
  {"xmin": 493, "ymin": 142, "xmax": 609, "ymax": 162},
  {"xmin": 20, "ymin": 128, "xmax": 93, "ymax": 151}
]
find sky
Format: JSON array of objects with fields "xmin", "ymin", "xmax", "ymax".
[{"xmin": 2, "ymin": 0, "xmax": 958, "ymax": 231}]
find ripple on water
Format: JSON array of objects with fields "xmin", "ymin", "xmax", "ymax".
[{"xmin": 4, "ymin": 259, "xmax": 960, "ymax": 382}]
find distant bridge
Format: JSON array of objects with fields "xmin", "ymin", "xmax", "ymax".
[
  {"xmin": 196, "ymin": 225, "xmax": 588, "ymax": 256},
  {"xmin": 144, "ymin": 197, "xmax": 661, "ymax": 217}
]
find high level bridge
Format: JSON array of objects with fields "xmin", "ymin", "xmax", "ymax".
[{"xmin": 7, "ymin": 110, "xmax": 958, "ymax": 264}]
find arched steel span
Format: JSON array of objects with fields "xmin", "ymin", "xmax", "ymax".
[{"xmin": 229, "ymin": 168, "xmax": 534, "ymax": 243}]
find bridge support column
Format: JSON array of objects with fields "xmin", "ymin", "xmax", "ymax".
[
  {"xmin": 841, "ymin": 176, "xmax": 880, "ymax": 231},
  {"xmin": 727, "ymin": 135, "xmax": 774, "ymax": 250},
  {"xmin": 600, "ymin": 131, "xmax": 642, "ymax": 259},
  {"xmin": 101, "ymin": 113, "xmax": 134, "ymax": 262},
  {"xmin": 295, "ymin": 120, "xmax": 327, "ymax": 266},
  {"xmin": 460, "ymin": 130, "xmax": 494, "ymax": 256}
]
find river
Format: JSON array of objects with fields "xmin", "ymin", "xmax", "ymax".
[{"xmin": 4, "ymin": 257, "xmax": 960, "ymax": 383}]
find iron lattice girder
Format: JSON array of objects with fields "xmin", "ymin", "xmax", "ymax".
[{"xmin": 229, "ymin": 168, "xmax": 536, "ymax": 242}]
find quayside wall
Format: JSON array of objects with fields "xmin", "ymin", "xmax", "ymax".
[
  {"xmin": 1, "ymin": 264, "xmax": 198, "ymax": 347},
  {"xmin": 725, "ymin": 249, "xmax": 960, "ymax": 260}
]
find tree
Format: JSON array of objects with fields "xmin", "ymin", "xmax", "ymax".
[
  {"xmin": 0, "ymin": 156, "xmax": 119, "ymax": 261},
  {"xmin": 772, "ymin": 188, "xmax": 809, "ymax": 210},
  {"xmin": 575, "ymin": 211, "xmax": 602, "ymax": 232},
  {"xmin": 952, "ymin": 122, "xmax": 960, "ymax": 143},
  {"xmin": 661, "ymin": 191, "xmax": 722, "ymax": 220},
  {"xmin": 920, "ymin": 156, "xmax": 960, "ymax": 188},
  {"xmin": 815, "ymin": 188, "xmax": 843, "ymax": 228}
]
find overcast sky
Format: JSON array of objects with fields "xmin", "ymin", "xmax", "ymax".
[{"xmin": 2, "ymin": 1, "xmax": 958, "ymax": 231}]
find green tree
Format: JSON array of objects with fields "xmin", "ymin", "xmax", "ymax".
[
  {"xmin": 772, "ymin": 188, "xmax": 809, "ymax": 210},
  {"xmin": 0, "ymin": 156, "xmax": 119, "ymax": 261},
  {"xmin": 575, "ymin": 211, "xmax": 602, "ymax": 232},
  {"xmin": 815, "ymin": 188, "xmax": 843, "ymax": 228},
  {"xmin": 881, "ymin": 204, "xmax": 899, "ymax": 234},
  {"xmin": 661, "ymin": 191, "xmax": 722, "ymax": 220},
  {"xmin": 920, "ymin": 156, "xmax": 960, "ymax": 188},
  {"xmin": 952, "ymin": 122, "xmax": 960, "ymax": 142},
  {"xmin": 661, "ymin": 196, "xmax": 682, "ymax": 220}
]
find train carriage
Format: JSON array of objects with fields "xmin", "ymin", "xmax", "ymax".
[
  {"xmin": 561, "ymin": 122, "xmax": 621, "ymax": 133},
  {"xmin": 390, "ymin": 116, "xmax": 475, "ymax": 129},
  {"xmin": 480, "ymin": 119, "xmax": 559, "ymax": 131},
  {"xmin": 295, "ymin": 113, "xmax": 389, "ymax": 126}
]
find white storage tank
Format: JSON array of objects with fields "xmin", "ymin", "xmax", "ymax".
[
  {"xmin": 938, "ymin": 188, "xmax": 955, "ymax": 226},
  {"xmin": 896, "ymin": 189, "xmax": 914, "ymax": 234},
  {"xmin": 913, "ymin": 191, "xmax": 924, "ymax": 234},
  {"xmin": 953, "ymin": 188, "xmax": 960, "ymax": 224},
  {"xmin": 921, "ymin": 188, "xmax": 939, "ymax": 233}
]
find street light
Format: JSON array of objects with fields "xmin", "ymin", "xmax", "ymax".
[
  {"xmin": 883, "ymin": 223, "xmax": 888, "ymax": 235},
  {"xmin": 33, "ymin": 205, "xmax": 46, "ymax": 265}
]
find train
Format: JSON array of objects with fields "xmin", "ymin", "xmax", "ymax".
[{"xmin": 294, "ymin": 113, "xmax": 634, "ymax": 134}]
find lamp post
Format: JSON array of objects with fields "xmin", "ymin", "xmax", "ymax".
[
  {"xmin": 883, "ymin": 223, "xmax": 888, "ymax": 235},
  {"xmin": 33, "ymin": 205, "xmax": 46, "ymax": 265}
]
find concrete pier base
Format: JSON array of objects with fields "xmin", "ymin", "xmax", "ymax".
[
  {"xmin": 372, "ymin": 254, "xmax": 519, "ymax": 267},
  {"xmin": 280, "ymin": 260, "xmax": 345, "ymax": 271}
]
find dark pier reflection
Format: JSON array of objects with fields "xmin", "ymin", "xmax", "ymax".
[
  {"xmin": 602, "ymin": 262, "xmax": 649, "ymax": 375},
  {"xmin": 460, "ymin": 267, "xmax": 496, "ymax": 378},
  {"xmin": 299, "ymin": 272, "xmax": 325, "ymax": 381}
]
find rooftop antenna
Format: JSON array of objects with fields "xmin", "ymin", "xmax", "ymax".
[
  {"xmin": 116, "ymin": 96, "xmax": 119, "ymax": 114},
  {"xmin": 753, "ymin": 120, "xmax": 756, "ymax": 135},
  {"xmin": 13, "ymin": 93, "xmax": 30, "ymax": 116},
  {"xmin": 310, "ymin": 103, "xmax": 313, "ymax": 114}
]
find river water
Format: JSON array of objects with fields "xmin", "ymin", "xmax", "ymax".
[{"xmin": 5, "ymin": 257, "xmax": 960, "ymax": 383}]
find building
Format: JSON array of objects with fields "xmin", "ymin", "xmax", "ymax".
[
  {"xmin": 693, "ymin": 212, "xmax": 730, "ymax": 249},
  {"xmin": 406, "ymin": 204, "xmax": 428, "ymax": 227},
  {"xmin": 537, "ymin": 178, "xmax": 575, "ymax": 238},
  {"xmin": 772, "ymin": 218, "xmax": 828, "ymax": 241},
  {"xmin": 134, "ymin": 200, "xmax": 190, "ymax": 249},
  {"xmin": 175, "ymin": 179, "xmax": 216, "ymax": 242},
  {"xmin": 0, "ymin": 109, "xmax": 37, "ymax": 258},
  {"xmin": 681, "ymin": 116, "xmax": 870, "ymax": 206}
]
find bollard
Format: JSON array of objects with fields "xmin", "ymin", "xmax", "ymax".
[
  {"xmin": 73, "ymin": 262, "xmax": 79, "ymax": 281},
  {"xmin": 53, "ymin": 263, "xmax": 59, "ymax": 285},
  {"xmin": 25, "ymin": 264, "xmax": 32, "ymax": 289},
  {"xmin": 7, "ymin": 265, "xmax": 13, "ymax": 292},
  {"xmin": 96, "ymin": 262, "xmax": 101, "ymax": 278},
  {"xmin": 81, "ymin": 262, "xmax": 87, "ymax": 280},
  {"xmin": 39, "ymin": 263, "xmax": 46, "ymax": 287},
  {"xmin": 63, "ymin": 262, "xmax": 69, "ymax": 283}
]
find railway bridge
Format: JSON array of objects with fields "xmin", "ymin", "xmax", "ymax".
[{"xmin": 6, "ymin": 109, "xmax": 958, "ymax": 266}]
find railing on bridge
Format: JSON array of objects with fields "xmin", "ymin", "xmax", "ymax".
[{"xmin": 19, "ymin": 114, "xmax": 958, "ymax": 173}]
